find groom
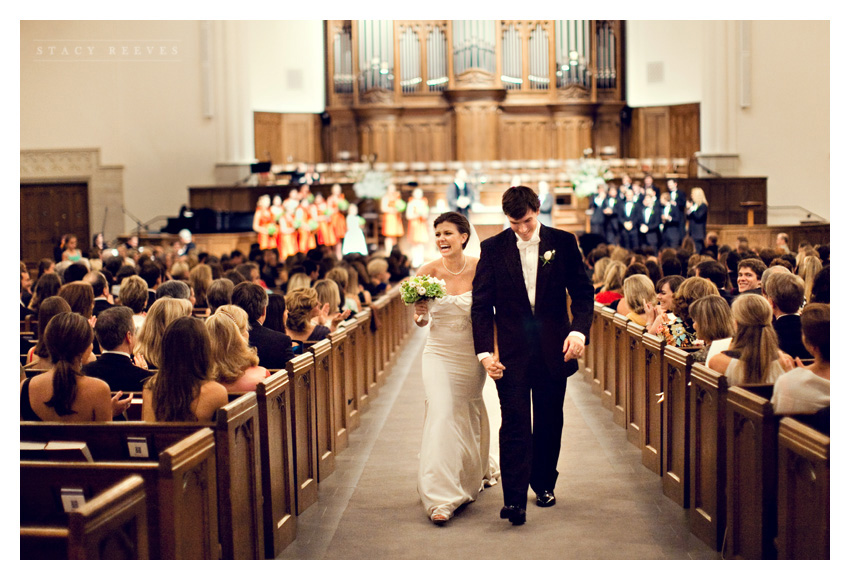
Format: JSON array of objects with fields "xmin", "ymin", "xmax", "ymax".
[{"xmin": 471, "ymin": 186, "xmax": 594, "ymax": 525}]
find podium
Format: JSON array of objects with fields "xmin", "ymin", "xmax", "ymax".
[{"xmin": 740, "ymin": 201, "xmax": 764, "ymax": 227}]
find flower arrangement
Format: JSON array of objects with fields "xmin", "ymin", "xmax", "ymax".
[
  {"xmin": 352, "ymin": 169, "xmax": 391, "ymax": 199},
  {"xmin": 569, "ymin": 158, "xmax": 614, "ymax": 197},
  {"xmin": 400, "ymin": 275, "xmax": 447, "ymax": 305}
]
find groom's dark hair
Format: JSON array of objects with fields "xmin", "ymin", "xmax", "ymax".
[
  {"xmin": 502, "ymin": 186, "xmax": 541, "ymax": 220},
  {"xmin": 433, "ymin": 212, "xmax": 471, "ymax": 249}
]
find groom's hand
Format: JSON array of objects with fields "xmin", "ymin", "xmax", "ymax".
[
  {"xmin": 563, "ymin": 335, "xmax": 584, "ymax": 361},
  {"xmin": 481, "ymin": 355, "xmax": 505, "ymax": 380}
]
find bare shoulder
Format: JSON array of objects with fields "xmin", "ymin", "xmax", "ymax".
[
  {"xmin": 416, "ymin": 260, "xmax": 440, "ymax": 277},
  {"xmin": 707, "ymin": 353, "xmax": 731, "ymax": 374}
]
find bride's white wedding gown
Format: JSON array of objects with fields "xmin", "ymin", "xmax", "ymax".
[{"xmin": 418, "ymin": 291, "xmax": 500, "ymax": 520}]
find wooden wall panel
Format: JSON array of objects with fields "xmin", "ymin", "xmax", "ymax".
[
  {"xmin": 640, "ymin": 107, "xmax": 670, "ymax": 159},
  {"xmin": 396, "ymin": 113, "xmax": 453, "ymax": 162},
  {"xmin": 325, "ymin": 109, "xmax": 359, "ymax": 162},
  {"xmin": 454, "ymin": 102, "xmax": 500, "ymax": 161},
  {"xmin": 254, "ymin": 112, "xmax": 283, "ymax": 163},
  {"xmin": 552, "ymin": 116, "xmax": 593, "ymax": 159},
  {"xmin": 670, "ymin": 103, "xmax": 700, "ymax": 160},
  {"xmin": 499, "ymin": 116, "xmax": 552, "ymax": 160},
  {"xmin": 359, "ymin": 118, "xmax": 397, "ymax": 164},
  {"xmin": 254, "ymin": 113, "xmax": 321, "ymax": 164}
]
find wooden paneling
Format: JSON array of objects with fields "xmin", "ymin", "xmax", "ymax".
[
  {"xmin": 499, "ymin": 115, "xmax": 552, "ymax": 160},
  {"xmin": 640, "ymin": 107, "xmax": 670, "ymax": 159},
  {"xmin": 20, "ymin": 182, "xmax": 89, "ymax": 265},
  {"xmin": 254, "ymin": 112, "xmax": 283, "ymax": 162},
  {"xmin": 670, "ymin": 103, "xmax": 700, "ymax": 160},
  {"xmin": 453, "ymin": 100, "xmax": 501, "ymax": 161},
  {"xmin": 253, "ymin": 112, "xmax": 321, "ymax": 164}
]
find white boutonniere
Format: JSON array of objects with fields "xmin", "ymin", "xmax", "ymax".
[{"xmin": 540, "ymin": 249, "xmax": 556, "ymax": 267}]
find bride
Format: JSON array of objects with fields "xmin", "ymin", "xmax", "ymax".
[{"xmin": 413, "ymin": 211, "xmax": 499, "ymax": 524}]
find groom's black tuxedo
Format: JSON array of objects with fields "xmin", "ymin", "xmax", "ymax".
[{"xmin": 471, "ymin": 224, "xmax": 594, "ymax": 509}]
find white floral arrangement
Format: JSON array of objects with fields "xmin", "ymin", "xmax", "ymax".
[
  {"xmin": 400, "ymin": 275, "xmax": 447, "ymax": 305},
  {"xmin": 352, "ymin": 169, "xmax": 391, "ymax": 200},
  {"xmin": 569, "ymin": 158, "xmax": 614, "ymax": 197}
]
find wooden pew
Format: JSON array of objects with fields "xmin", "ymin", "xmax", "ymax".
[
  {"xmin": 21, "ymin": 428, "xmax": 219, "ymax": 559},
  {"xmin": 309, "ymin": 338, "xmax": 336, "ymax": 482},
  {"xmin": 256, "ymin": 370, "xmax": 297, "ymax": 558},
  {"xmin": 587, "ymin": 304, "xmax": 604, "ymax": 394},
  {"xmin": 21, "ymin": 474, "xmax": 149, "ymax": 559},
  {"xmin": 371, "ymin": 295, "xmax": 389, "ymax": 396},
  {"xmin": 725, "ymin": 385, "xmax": 779, "ymax": 559},
  {"xmin": 641, "ymin": 332, "xmax": 665, "ymax": 475},
  {"xmin": 687, "ymin": 362, "xmax": 728, "ymax": 549},
  {"xmin": 21, "ymin": 392, "xmax": 264, "ymax": 560},
  {"xmin": 625, "ymin": 321, "xmax": 646, "ymax": 448},
  {"xmin": 353, "ymin": 309, "xmax": 372, "ymax": 413},
  {"xmin": 661, "ymin": 345, "xmax": 698, "ymax": 507},
  {"xmin": 612, "ymin": 313, "xmax": 630, "ymax": 428},
  {"xmin": 776, "ymin": 416, "xmax": 830, "ymax": 559},
  {"xmin": 599, "ymin": 307, "xmax": 616, "ymax": 410},
  {"xmin": 329, "ymin": 325, "xmax": 352, "ymax": 449},
  {"xmin": 286, "ymin": 352, "xmax": 319, "ymax": 515}
]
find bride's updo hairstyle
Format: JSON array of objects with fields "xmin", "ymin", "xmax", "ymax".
[
  {"xmin": 502, "ymin": 185, "xmax": 541, "ymax": 220},
  {"xmin": 433, "ymin": 212, "xmax": 471, "ymax": 249}
]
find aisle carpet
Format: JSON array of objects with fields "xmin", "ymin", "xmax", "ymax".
[{"xmin": 280, "ymin": 330, "xmax": 719, "ymax": 560}]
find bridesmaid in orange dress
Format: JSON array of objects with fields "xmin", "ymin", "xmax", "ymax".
[
  {"xmin": 253, "ymin": 195, "xmax": 277, "ymax": 250},
  {"xmin": 270, "ymin": 195, "xmax": 284, "ymax": 250},
  {"xmin": 328, "ymin": 184, "xmax": 348, "ymax": 260},
  {"xmin": 315, "ymin": 193, "xmax": 338, "ymax": 248},
  {"xmin": 295, "ymin": 198, "xmax": 318, "ymax": 253},
  {"xmin": 381, "ymin": 183, "xmax": 405, "ymax": 255},
  {"xmin": 405, "ymin": 188, "xmax": 430, "ymax": 268},
  {"xmin": 278, "ymin": 204, "xmax": 298, "ymax": 260}
]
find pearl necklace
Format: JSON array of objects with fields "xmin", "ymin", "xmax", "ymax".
[{"xmin": 442, "ymin": 256, "xmax": 467, "ymax": 276}]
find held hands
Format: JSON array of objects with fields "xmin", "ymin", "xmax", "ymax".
[
  {"xmin": 111, "ymin": 391, "xmax": 132, "ymax": 417},
  {"xmin": 481, "ymin": 355, "xmax": 505, "ymax": 380},
  {"xmin": 563, "ymin": 335, "xmax": 584, "ymax": 361}
]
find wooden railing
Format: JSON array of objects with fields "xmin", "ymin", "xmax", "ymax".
[{"xmin": 583, "ymin": 301, "xmax": 830, "ymax": 559}]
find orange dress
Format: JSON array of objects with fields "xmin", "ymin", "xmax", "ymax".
[
  {"xmin": 406, "ymin": 198, "xmax": 429, "ymax": 244},
  {"xmin": 315, "ymin": 201, "xmax": 338, "ymax": 247},
  {"xmin": 330, "ymin": 198, "xmax": 348, "ymax": 239},
  {"xmin": 278, "ymin": 213, "xmax": 298, "ymax": 259},
  {"xmin": 296, "ymin": 206, "xmax": 317, "ymax": 253},
  {"xmin": 381, "ymin": 195, "xmax": 405, "ymax": 238},
  {"xmin": 255, "ymin": 207, "xmax": 277, "ymax": 250}
]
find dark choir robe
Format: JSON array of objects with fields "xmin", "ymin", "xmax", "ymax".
[
  {"xmin": 617, "ymin": 199, "xmax": 639, "ymax": 250},
  {"xmin": 659, "ymin": 204, "xmax": 682, "ymax": 249},
  {"xmin": 602, "ymin": 196, "xmax": 620, "ymax": 244},
  {"xmin": 774, "ymin": 314, "xmax": 813, "ymax": 360},
  {"xmin": 638, "ymin": 204, "xmax": 662, "ymax": 250}
]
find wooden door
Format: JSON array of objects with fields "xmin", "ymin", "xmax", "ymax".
[{"xmin": 20, "ymin": 182, "xmax": 89, "ymax": 266}]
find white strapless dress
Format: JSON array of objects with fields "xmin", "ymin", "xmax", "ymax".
[{"xmin": 418, "ymin": 291, "xmax": 500, "ymax": 521}]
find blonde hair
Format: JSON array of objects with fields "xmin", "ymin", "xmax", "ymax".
[
  {"xmin": 367, "ymin": 258, "xmax": 389, "ymax": 277},
  {"xmin": 592, "ymin": 257, "xmax": 612, "ymax": 286},
  {"xmin": 325, "ymin": 267, "xmax": 348, "ymax": 292},
  {"xmin": 135, "ymin": 297, "xmax": 193, "ymax": 368},
  {"xmin": 119, "ymin": 275, "xmax": 148, "ymax": 314},
  {"xmin": 170, "ymin": 261, "xmax": 190, "ymax": 281},
  {"xmin": 689, "ymin": 295, "xmax": 733, "ymax": 342},
  {"xmin": 314, "ymin": 279, "xmax": 341, "ymax": 312},
  {"xmin": 730, "ymin": 294, "xmax": 780, "ymax": 384},
  {"xmin": 601, "ymin": 261, "xmax": 626, "ymax": 293},
  {"xmin": 285, "ymin": 287, "xmax": 319, "ymax": 333},
  {"xmin": 287, "ymin": 272, "xmax": 312, "ymax": 293},
  {"xmin": 799, "ymin": 255, "xmax": 822, "ymax": 304},
  {"xmin": 623, "ymin": 275, "xmax": 656, "ymax": 315},
  {"xmin": 690, "ymin": 187, "xmax": 708, "ymax": 206},
  {"xmin": 204, "ymin": 305, "xmax": 259, "ymax": 384}
]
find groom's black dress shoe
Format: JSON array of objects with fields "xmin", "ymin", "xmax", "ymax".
[
  {"xmin": 500, "ymin": 505, "xmax": 527, "ymax": 525},
  {"xmin": 536, "ymin": 491, "xmax": 556, "ymax": 507}
]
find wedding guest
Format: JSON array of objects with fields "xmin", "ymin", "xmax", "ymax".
[
  {"xmin": 694, "ymin": 259, "xmax": 734, "ymax": 305},
  {"xmin": 764, "ymin": 272, "xmax": 811, "ymax": 360},
  {"xmin": 231, "ymin": 281, "xmax": 294, "ymax": 370},
  {"xmin": 207, "ymin": 278, "xmax": 234, "ymax": 314},
  {"xmin": 205, "ymin": 305, "xmax": 269, "ymax": 393},
  {"xmin": 83, "ymin": 306, "xmax": 153, "ymax": 392},
  {"xmin": 709, "ymin": 294, "xmax": 791, "ymax": 385},
  {"xmin": 591, "ymin": 257, "xmax": 612, "ymax": 293},
  {"xmin": 142, "ymin": 317, "xmax": 228, "ymax": 422},
  {"xmin": 139, "ymin": 262, "xmax": 162, "ymax": 310},
  {"xmin": 119, "ymin": 275, "xmax": 149, "ymax": 334},
  {"xmin": 618, "ymin": 274, "xmax": 656, "ymax": 325},
  {"xmin": 647, "ymin": 276, "xmax": 718, "ymax": 348},
  {"xmin": 326, "ymin": 267, "xmax": 358, "ymax": 314},
  {"xmin": 21, "ymin": 312, "xmax": 120, "ymax": 422},
  {"xmin": 655, "ymin": 275, "xmax": 685, "ymax": 315},
  {"xmin": 594, "ymin": 261, "xmax": 625, "ymax": 306},
  {"xmin": 84, "ymin": 271, "xmax": 114, "ymax": 317},
  {"xmin": 62, "ymin": 261, "xmax": 89, "ymax": 284},
  {"xmin": 810, "ymin": 266, "xmax": 829, "ymax": 304},
  {"xmin": 798, "ymin": 255, "xmax": 822, "ymax": 304},
  {"xmin": 736, "ymin": 258, "xmax": 766, "ymax": 296},
  {"xmin": 314, "ymin": 279, "xmax": 349, "ymax": 326},
  {"xmin": 61, "ymin": 234, "xmax": 83, "ymax": 263},
  {"xmin": 366, "ymin": 258, "xmax": 391, "ymax": 297},
  {"xmin": 286, "ymin": 272, "xmax": 312, "ymax": 294},
  {"xmin": 58, "ymin": 281, "xmax": 95, "ymax": 322},
  {"xmin": 189, "ymin": 264, "xmax": 213, "ymax": 310},
  {"xmin": 26, "ymin": 296, "xmax": 72, "ymax": 369},
  {"xmin": 262, "ymin": 293, "xmax": 287, "ymax": 334},
  {"xmin": 156, "ymin": 279, "xmax": 192, "ymax": 302},
  {"xmin": 285, "ymin": 287, "xmax": 335, "ymax": 346},
  {"xmin": 689, "ymin": 295, "xmax": 734, "ymax": 364},
  {"xmin": 771, "ymin": 303, "xmax": 829, "ymax": 414},
  {"xmin": 135, "ymin": 297, "xmax": 193, "ymax": 369}
]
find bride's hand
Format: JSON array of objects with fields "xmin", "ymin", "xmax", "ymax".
[
  {"xmin": 481, "ymin": 355, "xmax": 505, "ymax": 380},
  {"xmin": 414, "ymin": 300, "xmax": 429, "ymax": 325}
]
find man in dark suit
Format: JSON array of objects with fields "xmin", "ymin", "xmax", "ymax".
[
  {"xmin": 637, "ymin": 194, "xmax": 662, "ymax": 251},
  {"xmin": 472, "ymin": 186, "xmax": 594, "ymax": 526},
  {"xmin": 589, "ymin": 186, "xmax": 607, "ymax": 236},
  {"xmin": 764, "ymin": 272, "xmax": 812, "ymax": 359},
  {"xmin": 83, "ymin": 306, "xmax": 153, "ymax": 392},
  {"xmin": 617, "ymin": 188, "xmax": 639, "ymax": 250},
  {"xmin": 667, "ymin": 179, "xmax": 687, "ymax": 241},
  {"xmin": 85, "ymin": 271, "xmax": 115, "ymax": 317},
  {"xmin": 737, "ymin": 258, "xmax": 766, "ymax": 296},
  {"xmin": 602, "ymin": 186, "xmax": 620, "ymax": 245},
  {"xmin": 658, "ymin": 192, "xmax": 682, "ymax": 249},
  {"xmin": 447, "ymin": 169, "xmax": 474, "ymax": 218},
  {"xmin": 232, "ymin": 282, "xmax": 294, "ymax": 370}
]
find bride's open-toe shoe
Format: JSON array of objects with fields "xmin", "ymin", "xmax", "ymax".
[{"xmin": 430, "ymin": 509, "xmax": 451, "ymax": 525}]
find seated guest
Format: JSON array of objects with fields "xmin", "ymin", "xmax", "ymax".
[
  {"xmin": 594, "ymin": 261, "xmax": 626, "ymax": 306},
  {"xmin": 232, "ymin": 281, "xmax": 294, "ymax": 370},
  {"xmin": 83, "ymin": 306, "xmax": 153, "ymax": 392},
  {"xmin": 655, "ymin": 275, "xmax": 685, "ymax": 316},
  {"xmin": 591, "ymin": 257, "xmax": 612, "ymax": 293},
  {"xmin": 156, "ymin": 279, "xmax": 192, "ymax": 302},
  {"xmin": 20, "ymin": 265, "xmax": 34, "ymax": 316},
  {"xmin": 84, "ymin": 271, "xmax": 114, "ymax": 317},
  {"xmin": 617, "ymin": 274, "xmax": 656, "ymax": 325},
  {"xmin": 647, "ymin": 276, "xmax": 718, "ymax": 348},
  {"xmin": 366, "ymin": 258, "xmax": 391, "ymax": 297},
  {"xmin": 709, "ymin": 294, "xmax": 791, "ymax": 386},
  {"xmin": 27, "ymin": 272, "xmax": 62, "ymax": 312},
  {"xmin": 262, "ymin": 294, "xmax": 287, "ymax": 334},
  {"xmin": 326, "ymin": 267, "xmax": 359, "ymax": 314},
  {"xmin": 139, "ymin": 262, "xmax": 162, "ymax": 310},
  {"xmin": 135, "ymin": 297, "xmax": 193, "ymax": 369},
  {"xmin": 689, "ymin": 295, "xmax": 734, "ymax": 364},
  {"xmin": 810, "ymin": 266, "xmax": 829, "ymax": 304},
  {"xmin": 189, "ymin": 264, "xmax": 213, "ymax": 310},
  {"xmin": 771, "ymin": 303, "xmax": 829, "ymax": 414},
  {"xmin": 207, "ymin": 278, "xmax": 235, "ymax": 314},
  {"xmin": 119, "ymin": 275, "xmax": 149, "ymax": 334},
  {"xmin": 285, "ymin": 287, "xmax": 334, "ymax": 347},
  {"xmin": 62, "ymin": 261, "xmax": 89, "ymax": 284},
  {"xmin": 58, "ymin": 281, "xmax": 95, "ymax": 324},
  {"xmin": 26, "ymin": 296, "xmax": 73, "ymax": 369},
  {"xmin": 236, "ymin": 262, "xmax": 263, "ymax": 287},
  {"xmin": 736, "ymin": 257, "xmax": 766, "ymax": 296},
  {"xmin": 759, "ymin": 264, "xmax": 791, "ymax": 299},
  {"xmin": 313, "ymin": 278, "xmax": 350, "ymax": 327},
  {"xmin": 286, "ymin": 272, "xmax": 312, "ymax": 293},
  {"xmin": 223, "ymin": 268, "xmax": 247, "ymax": 286},
  {"xmin": 205, "ymin": 305, "xmax": 270, "ymax": 393},
  {"xmin": 694, "ymin": 259, "xmax": 734, "ymax": 305},
  {"xmin": 21, "ymin": 312, "xmax": 126, "ymax": 422},
  {"xmin": 798, "ymin": 255, "xmax": 822, "ymax": 304},
  {"xmin": 142, "ymin": 317, "xmax": 228, "ymax": 422},
  {"xmin": 763, "ymin": 272, "xmax": 812, "ymax": 360}
]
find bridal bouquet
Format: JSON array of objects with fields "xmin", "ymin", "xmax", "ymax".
[{"xmin": 400, "ymin": 275, "xmax": 447, "ymax": 305}]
